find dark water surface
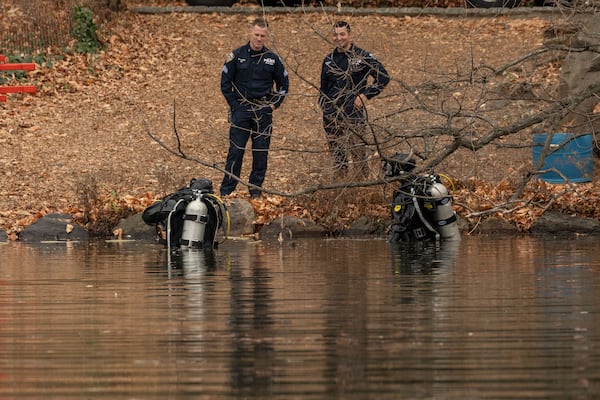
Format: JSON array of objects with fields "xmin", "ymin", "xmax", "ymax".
[{"xmin": 1, "ymin": 236, "xmax": 599, "ymax": 399}]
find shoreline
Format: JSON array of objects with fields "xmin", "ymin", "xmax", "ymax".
[{"xmin": 2, "ymin": 200, "xmax": 599, "ymax": 243}]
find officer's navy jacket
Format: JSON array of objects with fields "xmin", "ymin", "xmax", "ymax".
[
  {"xmin": 319, "ymin": 44, "xmax": 389, "ymax": 116},
  {"xmin": 221, "ymin": 43, "xmax": 289, "ymax": 111}
]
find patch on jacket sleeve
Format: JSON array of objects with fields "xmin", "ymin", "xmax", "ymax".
[{"xmin": 225, "ymin": 52, "xmax": 235, "ymax": 63}]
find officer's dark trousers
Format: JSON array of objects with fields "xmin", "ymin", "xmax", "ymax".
[
  {"xmin": 220, "ymin": 108, "xmax": 272, "ymax": 197},
  {"xmin": 322, "ymin": 108, "xmax": 367, "ymax": 174}
]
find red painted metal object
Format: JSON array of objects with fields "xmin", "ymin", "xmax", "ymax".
[
  {"xmin": 0, "ymin": 54, "xmax": 37, "ymax": 102},
  {"xmin": 0, "ymin": 86, "xmax": 37, "ymax": 94},
  {"xmin": 0, "ymin": 63, "xmax": 36, "ymax": 71}
]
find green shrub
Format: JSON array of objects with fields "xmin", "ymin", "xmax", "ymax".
[{"xmin": 71, "ymin": 5, "xmax": 103, "ymax": 54}]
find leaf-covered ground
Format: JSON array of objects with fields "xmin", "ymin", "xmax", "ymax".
[{"xmin": 1, "ymin": 1, "xmax": 598, "ymax": 239}]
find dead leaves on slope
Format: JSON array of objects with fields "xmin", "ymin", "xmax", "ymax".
[{"xmin": 454, "ymin": 177, "xmax": 599, "ymax": 232}]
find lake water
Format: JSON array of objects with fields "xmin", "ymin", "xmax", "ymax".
[{"xmin": 1, "ymin": 236, "xmax": 599, "ymax": 399}]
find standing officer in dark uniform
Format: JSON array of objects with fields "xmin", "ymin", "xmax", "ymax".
[
  {"xmin": 220, "ymin": 17, "xmax": 289, "ymax": 199},
  {"xmin": 318, "ymin": 21, "xmax": 389, "ymax": 176}
]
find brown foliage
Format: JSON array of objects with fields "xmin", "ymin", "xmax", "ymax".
[{"xmin": 0, "ymin": 1, "xmax": 598, "ymax": 239}]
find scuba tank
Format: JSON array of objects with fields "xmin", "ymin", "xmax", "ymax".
[
  {"xmin": 423, "ymin": 180, "xmax": 460, "ymax": 241},
  {"xmin": 142, "ymin": 178, "xmax": 229, "ymax": 251},
  {"xmin": 180, "ymin": 195, "xmax": 209, "ymax": 248}
]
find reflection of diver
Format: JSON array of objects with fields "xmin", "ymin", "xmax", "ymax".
[
  {"xmin": 142, "ymin": 178, "xmax": 230, "ymax": 251},
  {"xmin": 171, "ymin": 248, "xmax": 218, "ymax": 276},
  {"xmin": 390, "ymin": 239, "xmax": 461, "ymax": 275},
  {"xmin": 145, "ymin": 247, "xmax": 219, "ymax": 280},
  {"xmin": 384, "ymin": 153, "xmax": 460, "ymax": 242}
]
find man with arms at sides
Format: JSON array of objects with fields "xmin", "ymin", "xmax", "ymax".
[{"xmin": 220, "ymin": 17, "xmax": 289, "ymax": 199}]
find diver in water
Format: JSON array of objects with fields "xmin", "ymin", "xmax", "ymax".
[
  {"xmin": 142, "ymin": 178, "xmax": 229, "ymax": 250},
  {"xmin": 384, "ymin": 153, "xmax": 461, "ymax": 242}
]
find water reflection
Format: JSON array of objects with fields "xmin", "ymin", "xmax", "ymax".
[
  {"xmin": 168, "ymin": 248, "xmax": 218, "ymax": 277},
  {"xmin": 229, "ymin": 245, "xmax": 275, "ymax": 397},
  {"xmin": 151, "ymin": 243, "xmax": 277, "ymax": 398},
  {"xmin": 389, "ymin": 240, "xmax": 461, "ymax": 275},
  {"xmin": 1, "ymin": 237, "xmax": 599, "ymax": 399}
]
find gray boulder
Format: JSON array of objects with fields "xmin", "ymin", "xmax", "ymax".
[
  {"xmin": 476, "ymin": 217, "xmax": 519, "ymax": 235},
  {"xmin": 530, "ymin": 211, "xmax": 600, "ymax": 236},
  {"xmin": 344, "ymin": 216, "xmax": 388, "ymax": 236},
  {"xmin": 225, "ymin": 198, "xmax": 256, "ymax": 237},
  {"xmin": 19, "ymin": 213, "xmax": 89, "ymax": 242},
  {"xmin": 260, "ymin": 215, "xmax": 327, "ymax": 241},
  {"xmin": 0, "ymin": 229, "xmax": 7, "ymax": 242},
  {"xmin": 112, "ymin": 213, "xmax": 157, "ymax": 241}
]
